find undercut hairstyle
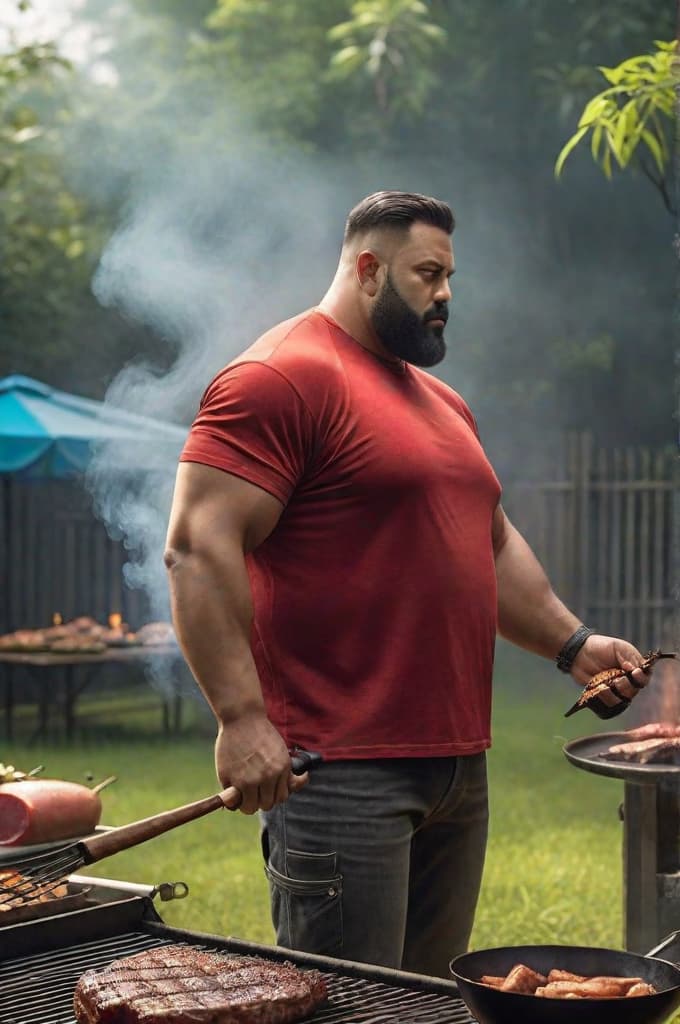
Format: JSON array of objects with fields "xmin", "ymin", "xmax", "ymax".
[{"xmin": 343, "ymin": 190, "xmax": 455, "ymax": 244}]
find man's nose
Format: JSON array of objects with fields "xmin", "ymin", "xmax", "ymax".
[{"xmin": 434, "ymin": 279, "xmax": 451, "ymax": 303}]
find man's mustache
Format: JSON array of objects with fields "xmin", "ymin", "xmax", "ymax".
[{"xmin": 424, "ymin": 304, "xmax": 449, "ymax": 324}]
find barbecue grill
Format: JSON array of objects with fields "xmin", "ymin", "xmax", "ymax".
[
  {"xmin": 0, "ymin": 876, "xmax": 476, "ymax": 1024},
  {"xmin": 564, "ymin": 731, "xmax": 680, "ymax": 954}
]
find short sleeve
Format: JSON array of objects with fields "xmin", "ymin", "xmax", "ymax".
[
  {"xmin": 459, "ymin": 400, "xmax": 481, "ymax": 440},
  {"xmin": 180, "ymin": 362, "xmax": 315, "ymax": 504}
]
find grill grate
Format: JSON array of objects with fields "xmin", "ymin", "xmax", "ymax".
[{"xmin": 0, "ymin": 930, "xmax": 477, "ymax": 1024}]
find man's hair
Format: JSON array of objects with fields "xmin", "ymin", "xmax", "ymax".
[{"xmin": 343, "ymin": 190, "xmax": 455, "ymax": 244}]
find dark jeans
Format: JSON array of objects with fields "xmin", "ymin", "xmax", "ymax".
[{"xmin": 260, "ymin": 754, "xmax": 488, "ymax": 979}]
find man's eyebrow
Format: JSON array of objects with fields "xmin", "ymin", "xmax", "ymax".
[{"xmin": 417, "ymin": 261, "xmax": 455, "ymax": 277}]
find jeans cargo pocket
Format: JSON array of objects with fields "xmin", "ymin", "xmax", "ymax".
[{"xmin": 265, "ymin": 849, "xmax": 343, "ymax": 956}]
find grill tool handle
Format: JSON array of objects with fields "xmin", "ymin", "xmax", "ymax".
[
  {"xmin": 647, "ymin": 930, "xmax": 680, "ymax": 960},
  {"xmin": 79, "ymin": 748, "xmax": 321, "ymax": 865},
  {"xmin": 290, "ymin": 747, "xmax": 323, "ymax": 774}
]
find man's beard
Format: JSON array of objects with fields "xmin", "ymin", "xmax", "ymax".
[{"xmin": 370, "ymin": 271, "xmax": 448, "ymax": 367}]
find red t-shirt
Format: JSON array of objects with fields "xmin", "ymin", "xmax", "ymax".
[{"xmin": 180, "ymin": 309, "xmax": 501, "ymax": 759}]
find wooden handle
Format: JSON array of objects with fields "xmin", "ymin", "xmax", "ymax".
[
  {"xmin": 80, "ymin": 786, "xmax": 242, "ymax": 864},
  {"xmin": 77, "ymin": 751, "xmax": 322, "ymax": 865}
]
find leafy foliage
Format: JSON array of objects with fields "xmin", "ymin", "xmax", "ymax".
[
  {"xmin": 555, "ymin": 40, "xmax": 677, "ymax": 212},
  {"xmin": 0, "ymin": 0, "xmax": 674, "ymax": 452},
  {"xmin": 199, "ymin": 0, "xmax": 345, "ymax": 144},
  {"xmin": 327, "ymin": 0, "xmax": 446, "ymax": 122},
  {"xmin": 0, "ymin": 41, "xmax": 96, "ymax": 379}
]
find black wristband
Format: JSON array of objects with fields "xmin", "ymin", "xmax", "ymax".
[{"xmin": 556, "ymin": 625, "xmax": 595, "ymax": 673}]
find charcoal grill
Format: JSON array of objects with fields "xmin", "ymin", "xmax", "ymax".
[
  {"xmin": 564, "ymin": 731, "xmax": 680, "ymax": 954},
  {"xmin": 0, "ymin": 878, "xmax": 477, "ymax": 1024}
]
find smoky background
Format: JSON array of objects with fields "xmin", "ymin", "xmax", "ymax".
[{"xmin": 2, "ymin": 0, "xmax": 675, "ymax": 667}]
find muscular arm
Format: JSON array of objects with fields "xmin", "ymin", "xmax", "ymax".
[
  {"xmin": 164, "ymin": 462, "xmax": 306, "ymax": 813},
  {"xmin": 492, "ymin": 503, "xmax": 579, "ymax": 659},
  {"xmin": 492, "ymin": 503, "xmax": 646, "ymax": 697}
]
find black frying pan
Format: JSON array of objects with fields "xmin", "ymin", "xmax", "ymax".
[{"xmin": 450, "ymin": 932, "xmax": 680, "ymax": 1024}]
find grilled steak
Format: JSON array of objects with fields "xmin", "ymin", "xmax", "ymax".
[
  {"xmin": 603, "ymin": 736, "xmax": 680, "ymax": 764},
  {"xmin": 73, "ymin": 944, "xmax": 328, "ymax": 1024}
]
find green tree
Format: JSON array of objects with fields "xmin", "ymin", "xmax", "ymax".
[
  {"xmin": 197, "ymin": 0, "xmax": 346, "ymax": 145},
  {"xmin": 0, "ymin": 36, "xmax": 96, "ymax": 380},
  {"xmin": 327, "ymin": 0, "xmax": 446, "ymax": 125},
  {"xmin": 0, "ymin": 0, "xmax": 674, "ymax": 452},
  {"xmin": 406, "ymin": 2, "xmax": 676, "ymax": 456},
  {"xmin": 554, "ymin": 40, "xmax": 676, "ymax": 213},
  {"xmin": 0, "ymin": 6, "xmax": 160, "ymax": 392}
]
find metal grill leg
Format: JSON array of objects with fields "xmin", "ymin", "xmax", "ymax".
[
  {"xmin": 622, "ymin": 781, "xmax": 658, "ymax": 953},
  {"xmin": 657, "ymin": 777, "xmax": 680, "ymax": 943}
]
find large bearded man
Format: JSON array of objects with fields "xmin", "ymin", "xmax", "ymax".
[{"xmin": 166, "ymin": 190, "xmax": 650, "ymax": 980}]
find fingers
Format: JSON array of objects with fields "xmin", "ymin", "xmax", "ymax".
[
  {"xmin": 592, "ymin": 662, "xmax": 645, "ymax": 709},
  {"xmin": 213, "ymin": 717, "xmax": 303, "ymax": 814},
  {"xmin": 241, "ymin": 780, "xmax": 276, "ymax": 816},
  {"xmin": 288, "ymin": 770, "xmax": 309, "ymax": 795},
  {"xmin": 624, "ymin": 667, "xmax": 646, "ymax": 690},
  {"xmin": 575, "ymin": 637, "xmax": 652, "ymax": 706},
  {"xmin": 617, "ymin": 659, "xmax": 649, "ymax": 700},
  {"xmin": 238, "ymin": 767, "xmax": 311, "ymax": 814},
  {"xmin": 594, "ymin": 666, "xmax": 647, "ymax": 711},
  {"xmin": 236, "ymin": 773, "xmax": 283, "ymax": 815},
  {"xmin": 225, "ymin": 766, "xmax": 311, "ymax": 816},
  {"xmin": 596, "ymin": 684, "xmax": 628, "ymax": 709}
]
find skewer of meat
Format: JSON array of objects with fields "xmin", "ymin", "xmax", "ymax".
[{"xmin": 565, "ymin": 650, "xmax": 677, "ymax": 718}]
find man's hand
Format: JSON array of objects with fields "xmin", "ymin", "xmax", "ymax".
[
  {"xmin": 214, "ymin": 711, "xmax": 309, "ymax": 815},
  {"xmin": 570, "ymin": 635, "xmax": 648, "ymax": 706}
]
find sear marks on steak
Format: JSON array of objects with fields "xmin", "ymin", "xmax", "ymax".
[
  {"xmin": 603, "ymin": 736, "xmax": 680, "ymax": 764},
  {"xmin": 73, "ymin": 944, "xmax": 328, "ymax": 1024}
]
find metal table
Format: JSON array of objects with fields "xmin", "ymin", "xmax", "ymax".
[{"xmin": 0, "ymin": 646, "xmax": 183, "ymax": 742}]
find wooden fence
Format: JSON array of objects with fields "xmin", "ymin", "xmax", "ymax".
[
  {"xmin": 0, "ymin": 478, "xmax": 149, "ymax": 634},
  {"xmin": 1, "ymin": 434, "xmax": 678, "ymax": 649},
  {"xmin": 502, "ymin": 433, "xmax": 679, "ymax": 651}
]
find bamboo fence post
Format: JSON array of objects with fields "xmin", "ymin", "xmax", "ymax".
[
  {"xmin": 610, "ymin": 448, "xmax": 623, "ymax": 639},
  {"xmin": 572, "ymin": 431, "xmax": 593, "ymax": 624},
  {"xmin": 595, "ymin": 444, "xmax": 609, "ymax": 635},
  {"xmin": 624, "ymin": 448, "xmax": 637, "ymax": 643},
  {"xmin": 639, "ymin": 447, "xmax": 651, "ymax": 649}
]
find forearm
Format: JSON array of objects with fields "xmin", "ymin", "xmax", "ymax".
[
  {"xmin": 495, "ymin": 520, "xmax": 581, "ymax": 659},
  {"xmin": 165, "ymin": 544, "xmax": 264, "ymax": 725}
]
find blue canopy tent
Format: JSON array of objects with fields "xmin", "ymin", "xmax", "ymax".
[
  {"xmin": 0, "ymin": 375, "xmax": 187, "ymax": 478},
  {"xmin": 0, "ymin": 375, "xmax": 188, "ymax": 633}
]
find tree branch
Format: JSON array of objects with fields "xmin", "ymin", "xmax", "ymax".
[{"xmin": 637, "ymin": 154, "xmax": 676, "ymax": 216}]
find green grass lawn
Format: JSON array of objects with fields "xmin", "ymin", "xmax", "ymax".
[
  {"xmin": 1, "ymin": 643, "xmax": 632, "ymax": 951},
  {"xmin": 480, "ymin": 642, "xmax": 626, "ymax": 949}
]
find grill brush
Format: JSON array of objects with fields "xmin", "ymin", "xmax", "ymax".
[{"xmin": 0, "ymin": 748, "xmax": 321, "ymax": 907}]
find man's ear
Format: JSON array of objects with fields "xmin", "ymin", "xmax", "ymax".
[{"xmin": 356, "ymin": 250, "xmax": 382, "ymax": 296}]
